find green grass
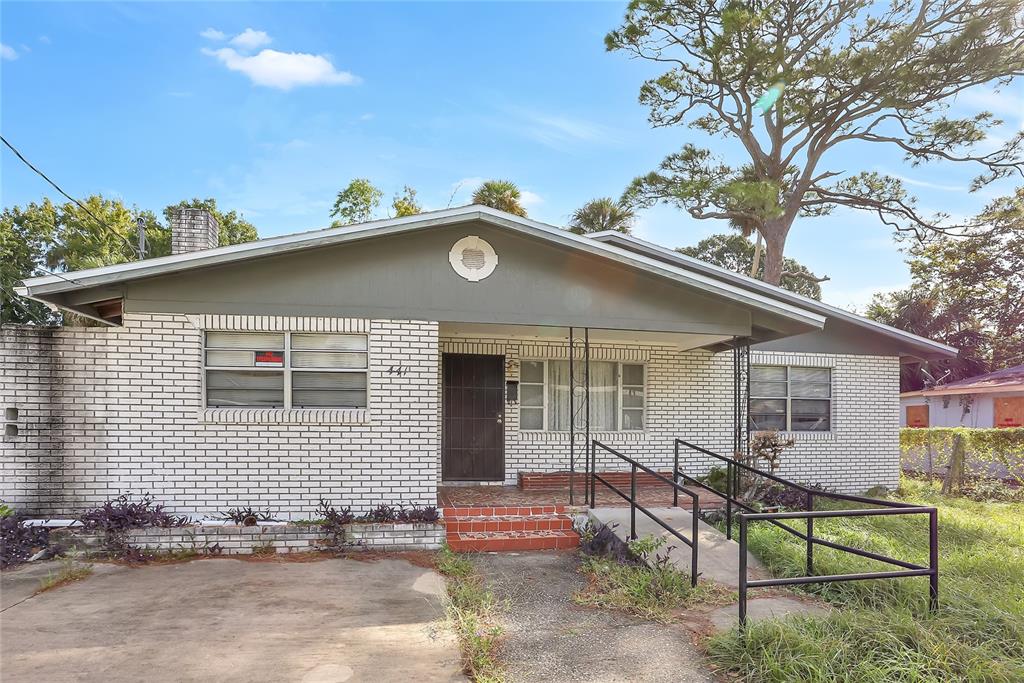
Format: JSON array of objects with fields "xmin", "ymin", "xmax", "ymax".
[
  {"xmin": 707, "ymin": 477, "xmax": 1024, "ymax": 682},
  {"xmin": 37, "ymin": 558, "xmax": 93, "ymax": 593},
  {"xmin": 575, "ymin": 553, "xmax": 734, "ymax": 623},
  {"xmin": 435, "ymin": 545, "xmax": 506, "ymax": 683}
]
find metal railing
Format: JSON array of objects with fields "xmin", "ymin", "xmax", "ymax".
[
  {"xmin": 589, "ymin": 440, "xmax": 700, "ymax": 587},
  {"xmin": 675, "ymin": 439, "xmax": 939, "ymax": 627}
]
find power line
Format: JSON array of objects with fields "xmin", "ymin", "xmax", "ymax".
[
  {"xmin": 1, "ymin": 283, "xmax": 54, "ymax": 327},
  {"xmin": 1, "ymin": 134, "xmax": 139, "ymax": 258}
]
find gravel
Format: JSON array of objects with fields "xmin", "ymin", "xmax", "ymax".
[{"xmin": 473, "ymin": 551, "xmax": 715, "ymax": 683}]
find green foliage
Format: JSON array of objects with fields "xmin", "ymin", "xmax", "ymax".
[
  {"xmin": 437, "ymin": 546, "xmax": 506, "ymax": 682},
  {"xmin": 0, "ymin": 200, "xmax": 61, "ymax": 324},
  {"xmin": 471, "ymin": 180, "xmax": 527, "ymax": 217},
  {"xmin": 37, "ymin": 557, "xmax": 93, "ymax": 594},
  {"xmin": 2, "ymin": 195, "xmax": 258, "ymax": 325},
  {"xmin": 575, "ymin": 550, "xmax": 732, "ymax": 623},
  {"xmin": 608, "ymin": 0, "xmax": 1024, "ymax": 284},
  {"xmin": 869, "ymin": 187, "xmax": 1023, "ymax": 387},
  {"xmin": 162, "ymin": 198, "xmax": 258, "ymax": 248},
  {"xmin": 677, "ymin": 233, "xmax": 824, "ymax": 299},
  {"xmin": 0, "ymin": 503, "xmax": 13, "ymax": 518},
  {"xmin": 707, "ymin": 477, "xmax": 1024, "ymax": 682},
  {"xmin": 900, "ymin": 427, "xmax": 1024, "ymax": 486},
  {"xmin": 331, "ymin": 178, "xmax": 383, "ymax": 226},
  {"xmin": 391, "ymin": 185, "xmax": 421, "ymax": 218},
  {"xmin": 567, "ymin": 197, "xmax": 635, "ymax": 235}
]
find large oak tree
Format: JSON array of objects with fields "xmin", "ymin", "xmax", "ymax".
[{"xmin": 610, "ymin": 0, "xmax": 1024, "ymax": 284}]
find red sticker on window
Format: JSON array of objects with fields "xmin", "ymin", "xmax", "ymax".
[{"xmin": 254, "ymin": 351, "xmax": 284, "ymax": 367}]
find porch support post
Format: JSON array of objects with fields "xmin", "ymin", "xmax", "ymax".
[
  {"xmin": 584, "ymin": 328, "xmax": 590, "ymax": 506},
  {"xmin": 569, "ymin": 326, "xmax": 575, "ymax": 505}
]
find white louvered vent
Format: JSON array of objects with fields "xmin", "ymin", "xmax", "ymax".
[{"xmin": 449, "ymin": 236, "xmax": 498, "ymax": 281}]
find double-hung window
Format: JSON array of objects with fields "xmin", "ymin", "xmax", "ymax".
[
  {"xmin": 749, "ymin": 365, "xmax": 831, "ymax": 432},
  {"xmin": 204, "ymin": 331, "xmax": 368, "ymax": 409},
  {"xmin": 518, "ymin": 360, "xmax": 645, "ymax": 431}
]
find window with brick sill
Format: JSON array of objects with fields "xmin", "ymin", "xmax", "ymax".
[{"xmin": 204, "ymin": 331, "xmax": 368, "ymax": 410}]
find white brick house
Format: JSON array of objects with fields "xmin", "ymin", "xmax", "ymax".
[{"xmin": 3, "ymin": 206, "xmax": 955, "ymax": 517}]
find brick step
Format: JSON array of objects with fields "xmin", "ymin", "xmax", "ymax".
[
  {"xmin": 444, "ymin": 514, "xmax": 575, "ymax": 533},
  {"xmin": 441, "ymin": 505, "xmax": 575, "ymax": 518},
  {"xmin": 446, "ymin": 529, "xmax": 580, "ymax": 552}
]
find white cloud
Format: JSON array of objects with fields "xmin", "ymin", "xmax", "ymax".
[
  {"xmin": 1, "ymin": 43, "xmax": 18, "ymax": 61},
  {"xmin": 38, "ymin": 35, "xmax": 50, "ymax": 45},
  {"xmin": 520, "ymin": 190, "xmax": 543, "ymax": 207},
  {"xmin": 200, "ymin": 28, "xmax": 226, "ymax": 41},
  {"xmin": 202, "ymin": 47, "xmax": 360, "ymax": 90},
  {"xmin": 359, "ymin": 113, "xmax": 375, "ymax": 121},
  {"xmin": 879, "ymin": 170, "xmax": 966, "ymax": 193},
  {"xmin": 502, "ymin": 107, "xmax": 620, "ymax": 150},
  {"xmin": 230, "ymin": 28, "xmax": 272, "ymax": 50}
]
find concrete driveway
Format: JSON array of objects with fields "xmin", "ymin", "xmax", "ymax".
[{"xmin": 1, "ymin": 556, "xmax": 464, "ymax": 683}]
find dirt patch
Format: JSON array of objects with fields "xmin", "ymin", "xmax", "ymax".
[{"xmin": 474, "ymin": 551, "xmax": 714, "ymax": 683}]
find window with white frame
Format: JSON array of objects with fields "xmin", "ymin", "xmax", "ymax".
[
  {"xmin": 518, "ymin": 360, "xmax": 645, "ymax": 431},
  {"xmin": 204, "ymin": 331, "xmax": 368, "ymax": 409},
  {"xmin": 749, "ymin": 365, "xmax": 831, "ymax": 432}
]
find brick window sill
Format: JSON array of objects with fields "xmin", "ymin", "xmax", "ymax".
[
  {"xmin": 515, "ymin": 430, "xmax": 648, "ymax": 442},
  {"xmin": 199, "ymin": 408, "xmax": 371, "ymax": 425},
  {"xmin": 779, "ymin": 430, "xmax": 835, "ymax": 442}
]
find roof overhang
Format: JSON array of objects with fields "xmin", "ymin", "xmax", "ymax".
[
  {"xmin": 588, "ymin": 231, "xmax": 958, "ymax": 360},
  {"xmin": 18, "ymin": 206, "xmax": 827, "ymax": 339}
]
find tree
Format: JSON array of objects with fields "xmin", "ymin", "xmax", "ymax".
[
  {"xmin": 0, "ymin": 200, "xmax": 60, "ymax": 324},
  {"xmin": 867, "ymin": 187, "xmax": 1024, "ymax": 389},
  {"xmin": 391, "ymin": 185, "xmax": 421, "ymax": 218},
  {"xmin": 331, "ymin": 179, "xmax": 382, "ymax": 226},
  {"xmin": 568, "ymin": 197, "xmax": 635, "ymax": 235},
  {"xmin": 678, "ymin": 233, "xmax": 826, "ymax": 299},
  {"xmin": 2, "ymin": 194, "xmax": 258, "ymax": 325},
  {"xmin": 472, "ymin": 180, "xmax": 528, "ymax": 217},
  {"xmin": 609, "ymin": 0, "xmax": 1024, "ymax": 285},
  {"xmin": 162, "ymin": 198, "xmax": 257, "ymax": 248}
]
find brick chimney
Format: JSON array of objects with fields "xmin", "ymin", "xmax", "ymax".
[{"xmin": 171, "ymin": 208, "xmax": 220, "ymax": 255}]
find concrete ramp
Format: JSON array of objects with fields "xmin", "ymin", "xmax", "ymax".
[{"xmin": 589, "ymin": 507, "xmax": 769, "ymax": 588}]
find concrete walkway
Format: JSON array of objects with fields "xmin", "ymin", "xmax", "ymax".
[
  {"xmin": 589, "ymin": 507, "xmax": 769, "ymax": 588},
  {"xmin": 2, "ymin": 557, "xmax": 464, "ymax": 683}
]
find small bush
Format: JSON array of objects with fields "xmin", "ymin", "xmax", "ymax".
[
  {"xmin": 961, "ymin": 477, "xmax": 1023, "ymax": 502},
  {"xmin": 1, "ymin": 516, "xmax": 51, "ymax": 568},
  {"xmin": 77, "ymin": 493, "xmax": 190, "ymax": 559},
  {"xmin": 0, "ymin": 502, "xmax": 14, "ymax": 518},
  {"xmin": 220, "ymin": 506, "xmax": 277, "ymax": 526},
  {"xmin": 316, "ymin": 498, "xmax": 355, "ymax": 546}
]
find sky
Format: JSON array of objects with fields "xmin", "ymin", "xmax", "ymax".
[{"xmin": 2, "ymin": 1, "xmax": 1022, "ymax": 311}]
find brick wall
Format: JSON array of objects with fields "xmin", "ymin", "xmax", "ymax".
[
  {"xmin": 0, "ymin": 315, "xmax": 439, "ymax": 518},
  {"xmin": 171, "ymin": 208, "xmax": 219, "ymax": 255},
  {"xmin": 439, "ymin": 336, "xmax": 901, "ymax": 492}
]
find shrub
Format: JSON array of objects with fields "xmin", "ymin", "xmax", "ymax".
[
  {"xmin": 316, "ymin": 498, "xmax": 355, "ymax": 546},
  {"xmin": 1, "ymin": 516, "xmax": 51, "ymax": 568},
  {"xmin": 220, "ymin": 506, "xmax": 277, "ymax": 526},
  {"xmin": 0, "ymin": 502, "xmax": 14, "ymax": 518},
  {"xmin": 77, "ymin": 493, "xmax": 190, "ymax": 558}
]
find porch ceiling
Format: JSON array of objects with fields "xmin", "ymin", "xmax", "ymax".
[{"xmin": 440, "ymin": 322, "xmax": 734, "ymax": 352}]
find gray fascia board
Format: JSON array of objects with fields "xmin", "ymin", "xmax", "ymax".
[
  {"xmin": 590, "ymin": 231, "xmax": 958, "ymax": 358},
  {"xmin": 20, "ymin": 205, "xmax": 826, "ymax": 330}
]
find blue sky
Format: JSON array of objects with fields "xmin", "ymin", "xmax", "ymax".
[{"xmin": 2, "ymin": 2, "xmax": 1021, "ymax": 310}]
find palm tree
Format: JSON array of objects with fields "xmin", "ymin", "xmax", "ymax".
[
  {"xmin": 568, "ymin": 198, "xmax": 635, "ymax": 235},
  {"xmin": 472, "ymin": 180, "xmax": 528, "ymax": 217}
]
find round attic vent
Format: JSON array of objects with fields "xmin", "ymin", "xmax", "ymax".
[{"xmin": 449, "ymin": 236, "xmax": 498, "ymax": 281}]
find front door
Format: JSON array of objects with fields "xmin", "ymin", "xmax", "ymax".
[{"xmin": 442, "ymin": 353, "xmax": 505, "ymax": 481}]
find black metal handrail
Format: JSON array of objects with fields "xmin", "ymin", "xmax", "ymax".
[
  {"xmin": 674, "ymin": 439, "xmax": 939, "ymax": 627},
  {"xmin": 589, "ymin": 440, "xmax": 700, "ymax": 587}
]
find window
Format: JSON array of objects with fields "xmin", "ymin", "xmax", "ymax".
[
  {"xmin": 750, "ymin": 365, "xmax": 831, "ymax": 432},
  {"xmin": 518, "ymin": 360, "xmax": 645, "ymax": 431},
  {"xmin": 204, "ymin": 331, "xmax": 368, "ymax": 409}
]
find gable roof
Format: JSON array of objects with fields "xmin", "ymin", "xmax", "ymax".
[
  {"xmin": 16, "ymin": 204, "xmax": 955, "ymax": 359},
  {"xmin": 901, "ymin": 364, "xmax": 1024, "ymax": 397},
  {"xmin": 587, "ymin": 231, "xmax": 957, "ymax": 359}
]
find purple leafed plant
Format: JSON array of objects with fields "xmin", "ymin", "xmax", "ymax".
[
  {"xmin": 77, "ymin": 493, "xmax": 191, "ymax": 533},
  {"xmin": 0, "ymin": 516, "xmax": 51, "ymax": 568}
]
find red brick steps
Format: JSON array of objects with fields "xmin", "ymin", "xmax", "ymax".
[{"xmin": 442, "ymin": 505, "xmax": 581, "ymax": 552}]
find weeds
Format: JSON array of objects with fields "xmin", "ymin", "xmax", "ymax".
[
  {"xmin": 435, "ymin": 545, "xmax": 506, "ymax": 682},
  {"xmin": 37, "ymin": 557, "xmax": 93, "ymax": 593},
  {"xmin": 706, "ymin": 477, "xmax": 1024, "ymax": 682}
]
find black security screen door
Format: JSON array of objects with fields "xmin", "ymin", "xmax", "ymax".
[{"xmin": 442, "ymin": 353, "xmax": 505, "ymax": 481}]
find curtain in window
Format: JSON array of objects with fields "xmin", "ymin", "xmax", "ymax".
[{"xmin": 547, "ymin": 361, "xmax": 617, "ymax": 431}]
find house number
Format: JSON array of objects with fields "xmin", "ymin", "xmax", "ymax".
[{"xmin": 387, "ymin": 365, "xmax": 411, "ymax": 376}]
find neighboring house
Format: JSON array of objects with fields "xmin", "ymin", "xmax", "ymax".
[
  {"xmin": 901, "ymin": 365, "xmax": 1024, "ymax": 429},
  {"xmin": 2, "ymin": 205, "xmax": 956, "ymax": 517}
]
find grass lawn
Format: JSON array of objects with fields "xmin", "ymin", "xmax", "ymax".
[{"xmin": 707, "ymin": 477, "xmax": 1024, "ymax": 682}]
